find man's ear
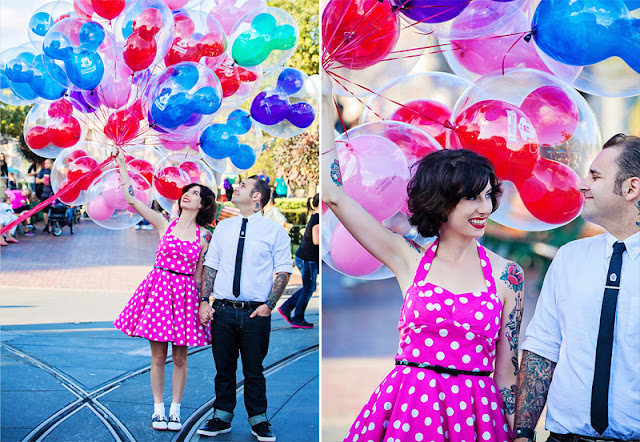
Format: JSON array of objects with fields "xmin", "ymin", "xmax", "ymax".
[{"xmin": 623, "ymin": 176, "xmax": 640, "ymax": 202}]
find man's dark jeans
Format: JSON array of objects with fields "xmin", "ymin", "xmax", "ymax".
[{"xmin": 211, "ymin": 301, "xmax": 271, "ymax": 424}]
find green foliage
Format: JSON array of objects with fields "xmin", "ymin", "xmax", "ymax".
[
  {"xmin": 268, "ymin": 0, "xmax": 319, "ymax": 75},
  {"xmin": 281, "ymin": 208, "xmax": 308, "ymax": 225},
  {"xmin": 269, "ymin": 129, "xmax": 319, "ymax": 194},
  {"xmin": 275, "ymin": 197, "xmax": 307, "ymax": 210},
  {"xmin": 0, "ymin": 103, "xmax": 43, "ymax": 163}
]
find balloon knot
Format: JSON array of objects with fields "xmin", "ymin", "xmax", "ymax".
[
  {"xmin": 523, "ymin": 32, "xmax": 532, "ymax": 43},
  {"xmin": 344, "ymin": 31, "xmax": 355, "ymax": 43},
  {"xmin": 443, "ymin": 120, "xmax": 455, "ymax": 130},
  {"xmin": 345, "ymin": 142, "xmax": 353, "ymax": 152}
]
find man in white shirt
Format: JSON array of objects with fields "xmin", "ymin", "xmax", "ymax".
[
  {"xmin": 514, "ymin": 134, "xmax": 640, "ymax": 442},
  {"xmin": 197, "ymin": 176, "xmax": 293, "ymax": 442}
]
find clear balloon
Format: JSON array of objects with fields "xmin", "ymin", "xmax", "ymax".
[
  {"xmin": 204, "ymin": 0, "xmax": 267, "ymax": 35},
  {"xmin": 114, "ymin": 0, "xmax": 175, "ymax": 72},
  {"xmin": 164, "ymin": 10, "xmax": 226, "ymax": 70},
  {"xmin": 448, "ymin": 68, "xmax": 602, "ymax": 231},
  {"xmin": 51, "ymin": 142, "xmax": 107, "ymax": 205},
  {"xmin": 200, "ymin": 108, "xmax": 263, "ymax": 173},
  {"xmin": 229, "ymin": 7, "xmax": 298, "ymax": 70},
  {"xmin": 149, "ymin": 62, "xmax": 222, "ymax": 136},
  {"xmin": 209, "ymin": 54, "xmax": 261, "ymax": 108},
  {"xmin": 249, "ymin": 67, "xmax": 317, "ymax": 138},
  {"xmin": 23, "ymin": 99, "xmax": 88, "ymax": 158},
  {"xmin": 360, "ymin": 72, "xmax": 471, "ymax": 149},
  {"xmin": 335, "ymin": 121, "xmax": 411, "ymax": 221},
  {"xmin": 532, "ymin": 0, "xmax": 640, "ymax": 97},
  {"xmin": 2, "ymin": 46, "xmax": 68, "ymax": 103},
  {"xmin": 28, "ymin": 2, "xmax": 74, "ymax": 51},
  {"xmin": 85, "ymin": 168, "xmax": 153, "ymax": 229},
  {"xmin": 153, "ymin": 154, "xmax": 216, "ymax": 215}
]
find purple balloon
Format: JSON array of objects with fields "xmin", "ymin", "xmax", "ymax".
[
  {"xmin": 390, "ymin": 0, "xmax": 469, "ymax": 23},
  {"xmin": 250, "ymin": 91, "xmax": 289, "ymax": 126},
  {"xmin": 287, "ymin": 102, "xmax": 315, "ymax": 128},
  {"xmin": 69, "ymin": 90, "xmax": 97, "ymax": 113},
  {"xmin": 276, "ymin": 68, "xmax": 304, "ymax": 95}
]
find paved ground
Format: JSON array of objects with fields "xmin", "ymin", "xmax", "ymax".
[
  {"xmin": 1, "ymin": 218, "xmax": 319, "ymax": 442},
  {"xmin": 321, "ymin": 262, "xmax": 551, "ymax": 442}
]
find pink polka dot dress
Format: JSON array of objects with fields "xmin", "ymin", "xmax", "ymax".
[
  {"xmin": 114, "ymin": 220, "xmax": 211, "ymax": 346},
  {"xmin": 344, "ymin": 239, "xmax": 512, "ymax": 442}
]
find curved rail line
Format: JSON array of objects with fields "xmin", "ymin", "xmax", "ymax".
[{"xmin": 1, "ymin": 317, "xmax": 318, "ymax": 442}]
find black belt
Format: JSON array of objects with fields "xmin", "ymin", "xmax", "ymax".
[
  {"xmin": 550, "ymin": 433, "xmax": 640, "ymax": 442},
  {"xmin": 153, "ymin": 266, "xmax": 194, "ymax": 277},
  {"xmin": 395, "ymin": 360, "xmax": 492, "ymax": 376},
  {"xmin": 214, "ymin": 299, "xmax": 264, "ymax": 310}
]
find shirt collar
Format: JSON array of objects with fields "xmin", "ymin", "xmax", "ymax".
[
  {"xmin": 240, "ymin": 210, "xmax": 263, "ymax": 224},
  {"xmin": 604, "ymin": 230, "xmax": 640, "ymax": 261}
]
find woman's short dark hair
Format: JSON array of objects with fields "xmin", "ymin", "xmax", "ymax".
[
  {"xmin": 177, "ymin": 183, "xmax": 217, "ymax": 226},
  {"xmin": 407, "ymin": 149, "xmax": 502, "ymax": 238}
]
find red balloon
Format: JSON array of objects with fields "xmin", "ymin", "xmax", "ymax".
[
  {"xmin": 179, "ymin": 161, "xmax": 200, "ymax": 182},
  {"xmin": 104, "ymin": 109, "xmax": 141, "ymax": 145},
  {"xmin": 155, "ymin": 166, "xmax": 189, "ymax": 200},
  {"xmin": 450, "ymin": 99, "xmax": 539, "ymax": 184},
  {"xmin": 68, "ymin": 156, "xmax": 99, "ymax": 191},
  {"xmin": 91, "ymin": 0, "xmax": 125, "ymax": 20},
  {"xmin": 58, "ymin": 178, "xmax": 82, "ymax": 204},
  {"xmin": 133, "ymin": 8, "xmax": 163, "ymax": 39},
  {"xmin": 196, "ymin": 32, "xmax": 226, "ymax": 58},
  {"xmin": 322, "ymin": 0, "xmax": 399, "ymax": 70},
  {"xmin": 128, "ymin": 159, "xmax": 154, "ymax": 188},
  {"xmin": 215, "ymin": 56, "xmax": 258, "ymax": 98},
  {"xmin": 25, "ymin": 126, "xmax": 50, "ymax": 150},
  {"xmin": 124, "ymin": 31, "xmax": 158, "ymax": 72},
  {"xmin": 519, "ymin": 85, "xmax": 579, "ymax": 147},
  {"xmin": 67, "ymin": 149, "xmax": 89, "ymax": 163},
  {"xmin": 49, "ymin": 116, "xmax": 82, "ymax": 148},
  {"xmin": 48, "ymin": 99, "xmax": 74, "ymax": 118},
  {"xmin": 390, "ymin": 99, "xmax": 452, "ymax": 148},
  {"xmin": 518, "ymin": 157, "xmax": 583, "ymax": 224}
]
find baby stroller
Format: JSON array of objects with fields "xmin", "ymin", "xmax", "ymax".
[{"xmin": 47, "ymin": 200, "xmax": 79, "ymax": 236}]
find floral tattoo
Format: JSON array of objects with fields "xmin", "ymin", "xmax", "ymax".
[
  {"xmin": 501, "ymin": 263, "xmax": 524, "ymax": 292},
  {"xmin": 128, "ymin": 185, "xmax": 135, "ymax": 197},
  {"xmin": 502, "ymin": 262, "xmax": 524, "ymax": 374},
  {"xmin": 330, "ymin": 160, "xmax": 342, "ymax": 187}
]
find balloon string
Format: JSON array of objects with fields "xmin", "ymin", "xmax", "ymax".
[
  {"xmin": 396, "ymin": 0, "xmax": 473, "ymax": 30},
  {"xmin": 501, "ymin": 31, "xmax": 533, "ymax": 75},
  {"xmin": 0, "ymin": 157, "xmax": 115, "ymax": 236}
]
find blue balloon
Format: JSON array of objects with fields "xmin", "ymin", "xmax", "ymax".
[
  {"xmin": 151, "ymin": 85, "xmax": 221, "ymax": 130},
  {"xmin": 250, "ymin": 91, "xmax": 288, "ymax": 126},
  {"xmin": 228, "ymin": 109, "xmax": 252, "ymax": 135},
  {"xmin": 276, "ymin": 68, "xmax": 304, "ymax": 95},
  {"xmin": 43, "ymin": 31, "xmax": 73, "ymax": 60},
  {"xmin": 193, "ymin": 86, "xmax": 221, "ymax": 114},
  {"xmin": 30, "ymin": 12, "xmax": 54, "ymax": 37},
  {"xmin": 172, "ymin": 63, "xmax": 199, "ymax": 90},
  {"xmin": 0, "ymin": 69, "xmax": 9, "ymax": 89},
  {"xmin": 230, "ymin": 144, "xmax": 256, "ymax": 169},
  {"xmin": 532, "ymin": 0, "xmax": 640, "ymax": 73},
  {"xmin": 122, "ymin": 20, "xmax": 134, "ymax": 40},
  {"xmin": 200, "ymin": 124, "xmax": 239, "ymax": 159},
  {"xmin": 78, "ymin": 22, "xmax": 105, "ymax": 51},
  {"xmin": 5, "ymin": 52, "xmax": 66, "ymax": 100},
  {"xmin": 32, "ymin": 55, "xmax": 67, "ymax": 99},
  {"xmin": 65, "ymin": 49, "xmax": 104, "ymax": 90}
]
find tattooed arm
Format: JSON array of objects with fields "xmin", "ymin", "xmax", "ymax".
[
  {"xmin": 514, "ymin": 350, "xmax": 557, "ymax": 441},
  {"xmin": 113, "ymin": 149, "xmax": 167, "ymax": 233},
  {"xmin": 320, "ymin": 70, "xmax": 419, "ymax": 284},
  {"xmin": 250, "ymin": 272, "xmax": 291, "ymax": 318},
  {"xmin": 198, "ymin": 265, "xmax": 217, "ymax": 326},
  {"xmin": 494, "ymin": 261, "xmax": 525, "ymax": 432}
]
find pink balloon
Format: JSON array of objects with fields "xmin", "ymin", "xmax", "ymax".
[
  {"xmin": 127, "ymin": 188, "xmax": 149, "ymax": 213},
  {"xmin": 330, "ymin": 224, "xmax": 383, "ymax": 277},
  {"xmin": 519, "ymin": 85, "xmax": 579, "ymax": 147},
  {"xmin": 337, "ymin": 134, "xmax": 409, "ymax": 221},
  {"xmin": 164, "ymin": 0, "xmax": 189, "ymax": 9},
  {"xmin": 93, "ymin": 59, "xmax": 134, "ymax": 109},
  {"xmin": 87, "ymin": 195, "xmax": 114, "ymax": 221},
  {"xmin": 102, "ymin": 174, "xmax": 129, "ymax": 210},
  {"xmin": 209, "ymin": 0, "xmax": 266, "ymax": 35}
]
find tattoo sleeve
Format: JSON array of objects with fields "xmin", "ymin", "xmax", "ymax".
[
  {"xmin": 202, "ymin": 266, "xmax": 217, "ymax": 298},
  {"xmin": 501, "ymin": 262, "xmax": 524, "ymax": 375},
  {"xmin": 330, "ymin": 159, "xmax": 343, "ymax": 187},
  {"xmin": 500, "ymin": 384, "xmax": 516, "ymax": 415},
  {"xmin": 515, "ymin": 350, "xmax": 557, "ymax": 429},
  {"xmin": 128, "ymin": 184, "xmax": 135, "ymax": 197},
  {"xmin": 196, "ymin": 282, "xmax": 202, "ymax": 297},
  {"xmin": 266, "ymin": 272, "xmax": 291, "ymax": 306},
  {"xmin": 403, "ymin": 236, "xmax": 422, "ymax": 253}
]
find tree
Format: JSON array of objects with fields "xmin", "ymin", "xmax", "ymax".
[
  {"xmin": 0, "ymin": 103, "xmax": 42, "ymax": 163},
  {"xmin": 268, "ymin": 129, "xmax": 319, "ymax": 195},
  {"xmin": 268, "ymin": 0, "xmax": 319, "ymax": 75}
]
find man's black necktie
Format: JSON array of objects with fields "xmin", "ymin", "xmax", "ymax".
[
  {"xmin": 591, "ymin": 241, "xmax": 626, "ymax": 435},
  {"xmin": 232, "ymin": 218, "xmax": 248, "ymax": 298}
]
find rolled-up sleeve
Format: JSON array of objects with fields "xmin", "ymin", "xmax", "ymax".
[
  {"xmin": 521, "ymin": 251, "xmax": 563, "ymax": 363},
  {"xmin": 272, "ymin": 226, "xmax": 293, "ymax": 274},
  {"xmin": 204, "ymin": 226, "xmax": 221, "ymax": 270}
]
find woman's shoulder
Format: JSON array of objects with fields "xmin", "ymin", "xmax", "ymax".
[{"xmin": 483, "ymin": 245, "xmax": 525, "ymax": 295}]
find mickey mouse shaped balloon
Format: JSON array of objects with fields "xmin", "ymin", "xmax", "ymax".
[
  {"xmin": 249, "ymin": 67, "xmax": 317, "ymax": 138},
  {"xmin": 200, "ymin": 108, "xmax": 263, "ymax": 173},
  {"xmin": 43, "ymin": 18, "xmax": 110, "ymax": 90},
  {"xmin": 229, "ymin": 7, "xmax": 298, "ymax": 70}
]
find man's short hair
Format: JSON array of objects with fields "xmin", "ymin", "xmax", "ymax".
[
  {"xmin": 248, "ymin": 175, "xmax": 271, "ymax": 208},
  {"xmin": 602, "ymin": 134, "xmax": 640, "ymax": 195}
]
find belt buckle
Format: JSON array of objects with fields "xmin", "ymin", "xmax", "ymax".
[{"xmin": 232, "ymin": 301, "xmax": 244, "ymax": 309}]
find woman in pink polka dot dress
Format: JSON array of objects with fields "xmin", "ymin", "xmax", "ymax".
[
  {"xmin": 323, "ymin": 108, "xmax": 525, "ymax": 442},
  {"xmin": 112, "ymin": 151, "xmax": 217, "ymax": 431}
]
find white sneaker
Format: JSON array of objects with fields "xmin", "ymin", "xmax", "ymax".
[
  {"xmin": 152, "ymin": 414, "xmax": 168, "ymax": 430},
  {"xmin": 135, "ymin": 224, "xmax": 142, "ymax": 230},
  {"xmin": 168, "ymin": 413, "xmax": 181, "ymax": 431},
  {"xmin": 141, "ymin": 224, "xmax": 154, "ymax": 230}
]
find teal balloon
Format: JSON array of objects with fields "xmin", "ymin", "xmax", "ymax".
[
  {"xmin": 252, "ymin": 13, "xmax": 276, "ymax": 33},
  {"xmin": 231, "ymin": 13, "xmax": 297, "ymax": 67}
]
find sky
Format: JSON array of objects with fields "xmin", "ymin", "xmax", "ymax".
[{"xmin": 0, "ymin": 0, "xmax": 50, "ymax": 51}]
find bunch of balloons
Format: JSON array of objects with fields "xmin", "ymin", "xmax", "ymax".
[
  {"xmin": 1, "ymin": 0, "xmax": 319, "ymax": 229},
  {"xmin": 321, "ymin": 0, "xmax": 636, "ymax": 278}
]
